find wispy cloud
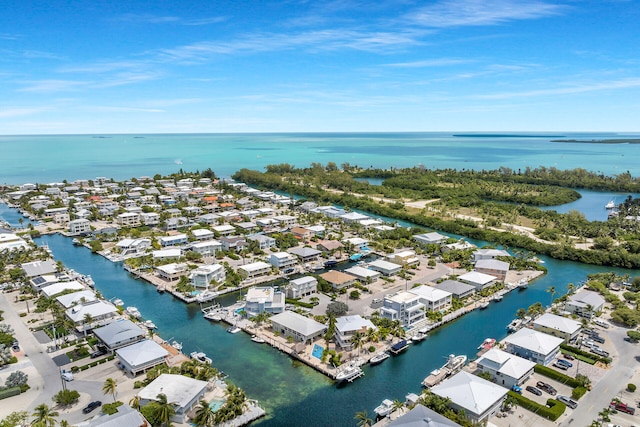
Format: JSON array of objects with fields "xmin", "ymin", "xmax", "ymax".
[
  {"xmin": 85, "ymin": 106, "xmax": 165, "ymax": 113},
  {"xmin": 113, "ymin": 13, "xmax": 226, "ymax": 26},
  {"xmin": 475, "ymin": 77, "xmax": 640, "ymax": 99},
  {"xmin": 18, "ymin": 79, "xmax": 88, "ymax": 93},
  {"xmin": 0, "ymin": 107, "xmax": 48, "ymax": 118},
  {"xmin": 407, "ymin": 0, "xmax": 564, "ymax": 28},
  {"xmin": 384, "ymin": 58, "xmax": 474, "ymax": 68}
]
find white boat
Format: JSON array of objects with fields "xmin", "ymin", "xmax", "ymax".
[
  {"xmin": 227, "ymin": 326, "xmax": 241, "ymax": 334},
  {"xmin": 251, "ymin": 335, "xmax": 265, "ymax": 343},
  {"xmin": 605, "ymin": 200, "xmax": 616, "ymax": 209},
  {"xmin": 444, "ymin": 354, "xmax": 467, "ymax": 375},
  {"xmin": 477, "ymin": 338, "xmax": 496, "ymax": 351},
  {"xmin": 125, "ymin": 307, "xmax": 141, "ymax": 319},
  {"xmin": 171, "ymin": 341, "xmax": 182, "ymax": 351},
  {"xmin": 478, "ymin": 301, "xmax": 489, "ymax": 309},
  {"xmin": 374, "ymin": 399, "xmax": 394, "ymax": 418},
  {"xmin": 190, "ymin": 351, "xmax": 212, "ymax": 365},
  {"xmin": 204, "ymin": 312, "xmax": 222, "ymax": 322},
  {"xmin": 196, "ymin": 290, "xmax": 219, "ymax": 303},
  {"xmin": 370, "ymin": 351, "xmax": 390, "ymax": 365},
  {"xmin": 142, "ymin": 320, "xmax": 157, "ymax": 330},
  {"xmin": 335, "ymin": 363, "xmax": 364, "ymax": 383},
  {"xmin": 112, "ymin": 298, "xmax": 124, "ymax": 307},
  {"xmin": 506, "ymin": 318, "xmax": 522, "ymax": 332},
  {"xmin": 493, "ymin": 294, "xmax": 503, "ymax": 302},
  {"xmin": 82, "ymin": 275, "xmax": 95, "ymax": 287},
  {"xmin": 411, "ymin": 331, "xmax": 428, "ymax": 342},
  {"xmin": 72, "ymin": 238, "xmax": 81, "ymax": 245}
]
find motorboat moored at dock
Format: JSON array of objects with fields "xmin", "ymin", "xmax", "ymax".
[
  {"xmin": 374, "ymin": 399, "xmax": 394, "ymax": 418},
  {"xmin": 369, "ymin": 351, "xmax": 390, "ymax": 365},
  {"xmin": 335, "ymin": 362, "xmax": 364, "ymax": 383}
]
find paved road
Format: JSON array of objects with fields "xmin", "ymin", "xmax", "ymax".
[{"xmin": 559, "ymin": 325, "xmax": 639, "ymax": 427}]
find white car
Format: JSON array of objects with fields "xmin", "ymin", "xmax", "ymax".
[{"xmin": 61, "ymin": 372, "xmax": 74, "ymax": 381}]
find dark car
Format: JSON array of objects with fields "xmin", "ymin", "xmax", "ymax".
[
  {"xmin": 591, "ymin": 335, "xmax": 605, "ymax": 344},
  {"xmin": 536, "ymin": 381, "xmax": 557, "ymax": 395},
  {"xmin": 526, "ymin": 385, "xmax": 542, "ymax": 396},
  {"xmin": 82, "ymin": 401, "xmax": 102, "ymax": 414},
  {"xmin": 563, "ymin": 353, "xmax": 575, "ymax": 360},
  {"xmin": 90, "ymin": 348, "xmax": 107, "ymax": 358},
  {"xmin": 557, "ymin": 359, "xmax": 573, "ymax": 367}
]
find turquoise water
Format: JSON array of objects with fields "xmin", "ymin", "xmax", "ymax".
[
  {"xmin": 311, "ymin": 344, "xmax": 324, "ymax": 360},
  {"xmin": 209, "ymin": 399, "xmax": 225, "ymax": 412},
  {"xmin": 2, "ymin": 132, "xmax": 640, "ymax": 185}
]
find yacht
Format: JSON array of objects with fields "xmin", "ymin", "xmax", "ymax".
[
  {"xmin": 190, "ymin": 351, "xmax": 212, "ymax": 365},
  {"xmin": 411, "ymin": 331, "xmax": 428, "ymax": 343},
  {"xmin": 196, "ymin": 290, "xmax": 219, "ymax": 303},
  {"xmin": 112, "ymin": 298, "xmax": 124, "ymax": 307},
  {"xmin": 443, "ymin": 354, "xmax": 467, "ymax": 375},
  {"xmin": 142, "ymin": 320, "xmax": 157, "ymax": 330},
  {"xmin": 171, "ymin": 341, "xmax": 182, "ymax": 351},
  {"xmin": 335, "ymin": 362, "xmax": 364, "ymax": 383},
  {"xmin": 493, "ymin": 294, "xmax": 503, "ymax": 302},
  {"xmin": 506, "ymin": 318, "xmax": 522, "ymax": 332},
  {"xmin": 125, "ymin": 307, "xmax": 141, "ymax": 319},
  {"xmin": 227, "ymin": 326, "xmax": 241, "ymax": 334},
  {"xmin": 478, "ymin": 301, "xmax": 489, "ymax": 309},
  {"xmin": 605, "ymin": 200, "xmax": 616, "ymax": 209},
  {"xmin": 374, "ymin": 399, "xmax": 394, "ymax": 418},
  {"xmin": 251, "ymin": 335, "xmax": 265, "ymax": 343},
  {"xmin": 370, "ymin": 351, "xmax": 390, "ymax": 365},
  {"xmin": 390, "ymin": 339, "xmax": 411, "ymax": 355}
]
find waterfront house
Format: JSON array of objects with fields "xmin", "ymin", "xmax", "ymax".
[
  {"xmin": 315, "ymin": 240, "xmax": 343, "ymax": 254},
  {"xmin": 388, "ymin": 250, "xmax": 420, "ymax": 267},
  {"xmin": 159, "ymin": 234, "xmax": 188, "ymax": 247},
  {"xmin": 29, "ymin": 274, "xmax": 58, "ymax": 291},
  {"xmin": 270, "ymin": 311, "xmax": 327, "ymax": 344},
  {"xmin": 305, "ymin": 225, "xmax": 325, "ymax": 236},
  {"xmin": 319, "ymin": 270, "xmax": 358, "ymax": 290},
  {"xmin": 69, "ymin": 218, "xmax": 91, "ymax": 235},
  {"xmin": 152, "ymin": 248, "xmax": 181, "ymax": 261},
  {"xmin": 190, "ymin": 264, "xmax": 225, "ymax": 289},
  {"xmin": 433, "ymin": 280, "xmax": 476, "ymax": 299},
  {"xmin": 431, "ymin": 371, "xmax": 508, "ymax": 424},
  {"xmin": 0, "ymin": 233, "xmax": 29, "ymax": 252},
  {"xmin": 115, "ymin": 339, "xmax": 169, "ymax": 376},
  {"xmin": 458, "ymin": 271, "xmax": 497, "ymax": 290},
  {"xmin": 191, "ymin": 228, "xmax": 215, "ymax": 241},
  {"xmin": 244, "ymin": 286, "xmax": 285, "ymax": 317},
  {"xmin": 53, "ymin": 211, "xmax": 70, "ymax": 225},
  {"xmin": 234, "ymin": 221, "xmax": 258, "ymax": 232},
  {"xmin": 443, "ymin": 239, "xmax": 477, "ymax": 253},
  {"xmin": 93, "ymin": 319, "xmax": 146, "ymax": 351},
  {"xmin": 532, "ymin": 313, "xmax": 582, "ymax": 342},
  {"xmin": 269, "ymin": 252, "xmax": 298, "ymax": 270},
  {"xmin": 22, "ymin": 259, "xmax": 58, "ymax": 278},
  {"xmin": 56, "ymin": 290, "xmax": 97, "ymax": 308},
  {"xmin": 475, "ymin": 348, "xmax": 536, "ymax": 390},
  {"xmin": 65, "ymin": 300, "xmax": 119, "ymax": 332},
  {"xmin": 387, "ymin": 404, "xmax": 462, "ymax": 427},
  {"xmin": 220, "ymin": 236, "xmax": 247, "ymax": 251},
  {"xmin": 82, "ymin": 404, "xmax": 149, "ymax": 427},
  {"xmin": 413, "ymin": 232, "xmax": 448, "ymax": 246},
  {"xmin": 473, "ymin": 249, "xmax": 510, "ymax": 262},
  {"xmin": 409, "ymin": 285, "xmax": 452, "ymax": 312},
  {"xmin": 139, "ymin": 374, "xmax": 208, "ymax": 423},
  {"xmin": 286, "ymin": 276, "xmax": 318, "ymax": 299},
  {"xmin": 475, "ymin": 259, "xmax": 509, "ymax": 281},
  {"xmin": 288, "ymin": 246, "xmax": 321, "ymax": 263},
  {"xmin": 564, "ymin": 290, "xmax": 605, "ymax": 319},
  {"xmin": 368, "ymin": 259, "xmax": 402, "ymax": 276},
  {"xmin": 238, "ymin": 261, "xmax": 272, "ymax": 279},
  {"xmin": 503, "ymin": 328, "xmax": 563, "ymax": 366},
  {"xmin": 40, "ymin": 281, "xmax": 86, "ymax": 298},
  {"xmin": 246, "ymin": 234, "xmax": 277, "ymax": 250},
  {"xmin": 334, "ymin": 315, "xmax": 376, "ymax": 350},
  {"xmin": 339, "ymin": 211, "xmax": 370, "ymax": 223},
  {"xmin": 343, "ymin": 237, "xmax": 369, "ymax": 251},
  {"xmin": 380, "ymin": 291, "xmax": 426, "ymax": 327},
  {"xmin": 343, "ymin": 266, "xmax": 381, "ymax": 283},
  {"xmin": 116, "ymin": 212, "xmax": 141, "ymax": 227},
  {"xmin": 155, "ymin": 263, "xmax": 189, "ymax": 281},
  {"xmin": 190, "ymin": 240, "xmax": 222, "ymax": 256},
  {"xmin": 116, "ymin": 238, "xmax": 151, "ymax": 257}
]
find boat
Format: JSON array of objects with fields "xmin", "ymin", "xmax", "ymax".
[
  {"xmin": 422, "ymin": 368, "xmax": 447, "ymax": 388},
  {"xmin": 82, "ymin": 275, "xmax": 95, "ymax": 287},
  {"xmin": 171, "ymin": 341, "xmax": 182, "ymax": 351},
  {"xmin": 493, "ymin": 294, "xmax": 503, "ymax": 302},
  {"xmin": 506, "ymin": 318, "xmax": 522, "ymax": 332},
  {"xmin": 478, "ymin": 301, "xmax": 489, "ymax": 310},
  {"xmin": 335, "ymin": 362, "xmax": 364, "ymax": 383},
  {"xmin": 125, "ymin": 306, "xmax": 141, "ymax": 319},
  {"xmin": 157, "ymin": 286, "xmax": 165, "ymax": 294},
  {"xmin": 190, "ymin": 351, "xmax": 212, "ymax": 365},
  {"xmin": 227, "ymin": 326, "xmax": 241, "ymax": 334},
  {"xmin": 142, "ymin": 320, "xmax": 157, "ymax": 330},
  {"xmin": 374, "ymin": 399, "xmax": 394, "ymax": 418},
  {"xmin": 477, "ymin": 338, "xmax": 496, "ymax": 351},
  {"xmin": 72, "ymin": 238, "xmax": 81, "ymax": 245},
  {"xmin": 390, "ymin": 339, "xmax": 411, "ymax": 355},
  {"xmin": 443, "ymin": 354, "xmax": 467, "ymax": 375},
  {"xmin": 605, "ymin": 200, "xmax": 616, "ymax": 209},
  {"xmin": 196, "ymin": 290, "xmax": 219, "ymax": 303},
  {"xmin": 349, "ymin": 253, "xmax": 362, "ymax": 262},
  {"xmin": 324, "ymin": 260, "xmax": 338, "ymax": 268},
  {"xmin": 370, "ymin": 351, "xmax": 390, "ymax": 365},
  {"xmin": 411, "ymin": 331, "xmax": 428, "ymax": 343},
  {"xmin": 112, "ymin": 298, "xmax": 124, "ymax": 307},
  {"xmin": 251, "ymin": 335, "xmax": 265, "ymax": 343},
  {"xmin": 517, "ymin": 279, "xmax": 528, "ymax": 290}
]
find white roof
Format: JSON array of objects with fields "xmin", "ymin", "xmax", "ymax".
[
  {"xmin": 191, "ymin": 264, "xmax": 223, "ymax": 275},
  {"xmin": 93, "ymin": 319, "xmax": 146, "ymax": 346},
  {"xmin": 504, "ymin": 328, "xmax": 563, "ymax": 355},
  {"xmin": 241, "ymin": 261, "xmax": 271, "ymax": 272},
  {"xmin": 431, "ymin": 371, "xmax": 508, "ymax": 416},
  {"xmin": 270, "ymin": 311, "xmax": 326, "ymax": 336},
  {"xmin": 409, "ymin": 285, "xmax": 452, "ymax": 302},
  {"xmin": 65, "ymin": 300, "xmax": 118, "ymax": 322},
  {"xmin": 41, "ymin": 281, "xmax": 86, "ymax": 297},
  {"xmin": 533, "ymin": 313, "xmax": 581, "ymax": 334},
  {"xmin": 340, "ymin": 212, "xmax": 370, "ymax": 221},
  {"xmin": 477, "ymin": 348, "xmax": 536, "ymax": 380},
  {"xmin": 368, "ymin": 259, "xmax": 402, "ymax": 271},
  {"xmin": 246, "ymin": 286, "xmax": 275, "ymax": 303},
  {"xmin": 155, "ymin": 263, "xmax": 187, "ymax": 275},
  {"xmin": 116, "ymin": 340, "xmax": 168, "ymax": 367},
  {"xmin": 271, "ymin": 252, "xmax": 295, "ymax": 260},
  {"xmin": 344, "ymin": 266, "xmax": 381, "ymax": 279},
  {"xmin": 192, "ymin": 240, "xmax": 222, "ymax": 248},
  {"xmin": 56, "ymin": 290, "xmax": 97, "ymax": 308},
  {"xmin": 392, "ymin": 250, "xmax": 417, "ymax": 258},
  {"xmin": 343, "ymin": 237, "xmax": 368, "ymax": 245},
  {"xmin": 139, "ymin": 374, "xmax": 207, "ymax": 409},
  {"xmin": 152, "ymin": 248, "xmax": 181, "ymax": 258},
  {"xmin": 0, "ymin": 233, "xmax": 29, "ymax": 251},
  {"xmin": 192, "ymin": 229, "xmax": 214, "ymax": 237},
  {"xmin": 336, "ymin": 315, "xmax": 375, "ymax": 334},
  {"xmin": 159, "ymin": 233, "xmax": 188, "ymax": 242},
  {"xmin": 414, "ymin": 232, "xmax": 447, "ymax": 243},
  {"xmin": 475, "ymin": 259, "xmax": 510, "ymax": 271},
  {"xmin": 386, "ymin": 291, "xmax": 421, "ymax": 304},
  {"xmin": 458, "ymin": 271, "xmax": 496, "ymax": 285},
  {"xmin": 569, "ymin": 290, "xmax": 605, "ymax": 307},
  {"xmin": 290, "ymin": 276, "xmax": 317, "ymax": 286},
  {"xmin": 474, "ymin": 248, "xmax": 510, "ymax": 257}
]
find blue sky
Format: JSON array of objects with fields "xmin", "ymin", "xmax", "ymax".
[{"xmin": 2, "ymin": 0, "xmax": 639, "ymax": 133}]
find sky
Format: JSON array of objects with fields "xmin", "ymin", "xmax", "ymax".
[{"xmin": 1, "ymin": 0, "xmax": 639, "ymax": 134}]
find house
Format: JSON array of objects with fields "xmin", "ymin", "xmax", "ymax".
[
  {"xmin": 56, "ymin": 290, "xmax": 97, "ymax": 308},
  {"xmin": 196, "ymin": 213, "xmax": 220, "ymax": 225},
  {"xmin": 93, "ymin": 319, "xmax": 146, "ymax": 351},
  {"xmin": 219, "ymin": 236, "xmax": 247, "ymax": 251},
  {"xmin": 473, "ymin": 248, "xmax": 510, "ymax": 262},
  {"xmin": 152, "ymin": 248, "xmax": 182, "ymax": 261},
  {"xmin": 380, "ymin": 291, "xmax": 426, "ymax": 327},
  {"xmin": 238, "ymin": 261, "xmax": 272, "ymax": 279},
  {"xmin": 387, "ymin": 404, "xmax": 462, "ymax": 427},
  {"xmin": 246, "ymin": 234, "xmax": 277, "ymax": 250},
  {"xmin": 41, "ymin": 281, "xmax": 86, "ymax": 297},
  {"xmin": 138, "ymin": 374, "xmax": 208, "ymax": 423},
  {"xmin": 288, "ymin": 247, "xmax": 322, "ymax": 263},
  {"xmin": 244, "ymin": 286, "xmax": 285, "ymax": 317},
  {"xmin": 343, "ymin": 266, "xmax": 381, "ymax": 283},
  {"xmin": 269, "ymin": 252, "xmax": 298, "ymax": 270},
  {"xmin": 565, "ymin": 290, "xmax": 605, "ymax": 319},
  {"xmin": 270, "ymin": 311, "xmax": 326, "ymax": 344},
  {"xmin": 315, "ymin": 240, "xmax": 343, "ymax": 253},
  {"xmin": 409, "ymin": 285, "xmax": 452, "ymax": 312},
  {"xmin": 155, "ymin": 263, "xmax": 188, "ymax": 281},
  {"xmin": 21, "ymin": 259, "xmax": 58, "ymax": 278},
  {"xmin": 159, "ymin": 234, "xmax": 188, "ymax": 247},
  {"xmin": 503, "ymin": 328, "xmax": 563, "ymax": 366},
  {"xmin": 339, "ymin": 212, "xmax": 370, "ymax": 223},
  {"xmin": 367, "ymin": 259, "xmax": 402, "ymax": 276},
  {"xmin": 273, "ymin": 214, "xmax": 296, "ymax": 227},
  {"xmin": 140, "ymin": 212, "xmax": 160, "ymax": 225},
  {"xmin": 290, "ymin": 226, "xmax": 312, "ymax": 241},
  {"xmin": 443, "ymin": 239, "xmax": 477, "ymax": 252},
  {"xmin": 532, "ymin": 313, "xmax": 582, "ymax": 342},
  {"xmin": 458, "ymin": 271, "xmax": 497, "ymax": 290},
  {"xmin": 319, "ymin": 270, "xmax": 357, "ymax": 290},
  {"xmin": 69, "ymin": 218, "xmax": 91, "ymax": 235},
  {"xmin": 190, "ymin": 264, "xmax": 225, "ymax": 288},
  {"xmin": 343, "ymin": 237, "xmax": 369, "ymax": 251},
  {"xmin": 433, "ymin": 280, "xmax": 476, "ymax": 299},
  {"xmin": 212, "ymin": 224, "xmax": 236, "ymax": 235},
  {"xmin": 115, "ymin": 238, "xmax": 151, "ymax": 257},
  {"xmin": 431, "ymin": 371, "xmax": 508, "ymax": 424},
  {"xmin": 115, "ymin": 340, "xmax": 169, "ymax": 375},
  {"xmin": 191, "ymin": 228, "xmax": 215, "ymax": 241},
  {"xmin": 190, "ymin": 240, "xmax": 222, "ymax": 256},
  {"xmin": 475, "ymin": 259, "xmax": 509, "ymax": 281},
  {"xmin": 413, "ymin": 232, "xmax": 448, "ymax": 246},
  {"xmin": 0, "ymin": 233, "xmax": 30, "ymax": 252},
  {"xmin": 388, "ymin": 250, "xmax": 420, "ymax": 267},
  {"xmin": 116, "ymin": 212, "xmax": 141, "ymax": 227},
  {"xmin": 286, "ymin": 276, "xmax": 317, "ymax": 299},
  {"xmin": 476, "ymin": 348, "xmax": 536, "ymax": 389},
  {"xmin": 81, "ymin": 404, "xmax": 150, "ymax": 427},
  {"xmin": 65, "ymin": 300, "xmax": 119, "ymax": 332},
  {"xmin": 234, "ymin": 221, "xmax": 258, "ymax": 232},
  {"xmin": 334, "ymin": 315, "xmax": 376, "ymax": 350}
]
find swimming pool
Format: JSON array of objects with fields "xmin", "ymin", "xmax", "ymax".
[
  {"xmin": 311, "ymin": 344, "xmax": 324, "ymax": 360},
  {"xmin": 208, "ymin": 399, "xmax": 225, "ymax": 412}
]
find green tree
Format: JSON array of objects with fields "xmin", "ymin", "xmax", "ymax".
[
  {"xmin": 0, "ymin": 411, "xmax": 28, "ymax": 427},
  {"xmin": 354, "ymin": 410, "xmax": 373, "ymax": 427},
  {"xmin": 30, "ymin": 404, "xmax": 59, "ymax": 427},
  {"xmin": 102, "ymin": 377, "xmax": 117, "ymax": 402},
  {"xmin": 546, "ymin": 286, "xmax": 556, "ymax": 307},
  {"xmin": 52, "ymin": 389, "xmax": 80, "ymax": 407},
  {"xmin": 192, "ymin": 399, "xmax": 215, "ymax": 427},
  {"xmin": 155, "ymin": 393, "xmax": 176, "ymax": 427}
]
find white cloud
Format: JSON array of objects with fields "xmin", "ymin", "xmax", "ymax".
[
  {"xmin": 475, "ymin": 77, "xmax": 640, "ymax": 99},
  {"xmin": 0, "ymin": 107, "xmax": 48, "ymax": 118},
  {"xmin": 384, "ymin": 58, "xmax": 474, "ymax": 68}
]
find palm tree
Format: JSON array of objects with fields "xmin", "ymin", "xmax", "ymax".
[
  {"xmin": 31, "ymin": 403, "xmax": 59, "ymax": 427},
  {"xmin": 350, "ymin": 331, "xmax": 364, "ymax": 356},
  {"xmin": 129, "ymin": 395, "xmax": 141, "ymax": 411},
  {"xmin": 193, "ymin": 399, "xmax": 215, "ymax": 427},
  {"xmin": 546, "ymin": 286, "xmax": 556, "ymax": 307},
  {"xmin": 567, "ymin": 283, "xmax": 576, "ymax": 295},
  {"xmin": 82, "ymin": 313, "xmax": 94, "ymax": 336},
  {"xmin": 155, "ymin": 393, "xmax": 176, "ymax": 427},
  {"xmin": 515, "ymin": 308, "xmax": 526, "ymax": 319},
  {"xmin": 391, "ymin": 399, "xmax": 405, "ymax": 416},
  {"xmin": 354, "ymin": 410, "xmax": 373, "ymax": 427},
  {"xmin": 102, "ymin": 377, "xmax": 117, "ymax": 402}
]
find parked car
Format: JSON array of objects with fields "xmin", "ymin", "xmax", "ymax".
[
  {"xmin": 536, "ymin": 381, "xmax": 557, "ymax": 395},
  {"xmin": 511, "ymin": 385, "xmax": 522, "ymax": 394},
  {"xmin": 557, "ymin": 359, "xmax": 573, "ymax": 368},
  {"xmin": 82, "ymin": 401, "xmax": 102, "ymax": 414},
  {"xmin": 610, "ymin": 400, "xmax": 635, "ymax": 415},
  {"xmin": 557, "ymin": 395, "xmax": 578, "ymax": 409},
  {"xmin": 526, "ymin": 386, "xmax": 542, "ymax": 396},
  {"xmin": 591, "ymin": 335, "xmax": 605, "ymax": 344},
  {"xmin": 624, "ymin": 336, "xmax": 638, "ymax": 343},
  {"xmin": 593, "ymin": 318, "xmax": 609, "ymax": 328},
  {"xmin": 90, "ymin": 348, "xmax": 107, "ymax": 358},
  {"xmin": 591, "ymin": 347, "xmax": 610, "ymax": 357},
  {"xmin": 61, "ymin": 372, "xmax": 74, "ymax": 382},
  {"xmin": 563, "ymin": 353, "xmax": 575, "ymax": 360},
  {"xmin": 553, "ymin": 362, "xmax": 569, "ymax": 370}
]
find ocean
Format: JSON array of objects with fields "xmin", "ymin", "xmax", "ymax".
[{"xmin": 2, "ymin": 132, "xmax": 640, "ymax": 185}]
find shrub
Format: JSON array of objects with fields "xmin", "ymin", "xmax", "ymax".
[
  {"xmin": 133, "ymin": 381, "xmax": 144, "ymax": 389},
  {"xmin": 368, "ymin": 346, "xmax": 376, "ymax": 353},
  {"xmin": 0, "ymin": 387, "xmax": 21, "ymax": 400},
  {"xmin": 101, "ymin": 401, "xmax": 124, "ymax": 415},
  {"xmin": 70, "ymin": 366, "xmax": 79, "ymax": 373},
  {"xmin": 572, "ymin": 386, "xmax": 587, "ymax": 400},
  {"xmin": 19, "ymin": 313, "xmax": 27, "ymax": 317},
  {"xmin": 628, "ymin": 383, "xmax": 636, "ymax": 392},
  {"xmin": 507, "ymin": 391, "xmax": 566, "ymax": 421},
  {"xmin": 53, "ymin": 389, "xmax": 80, "ymax": 406},
  {"xmin": 534, "ymin": 364, "xmax": 581, "ymax": 388}
]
